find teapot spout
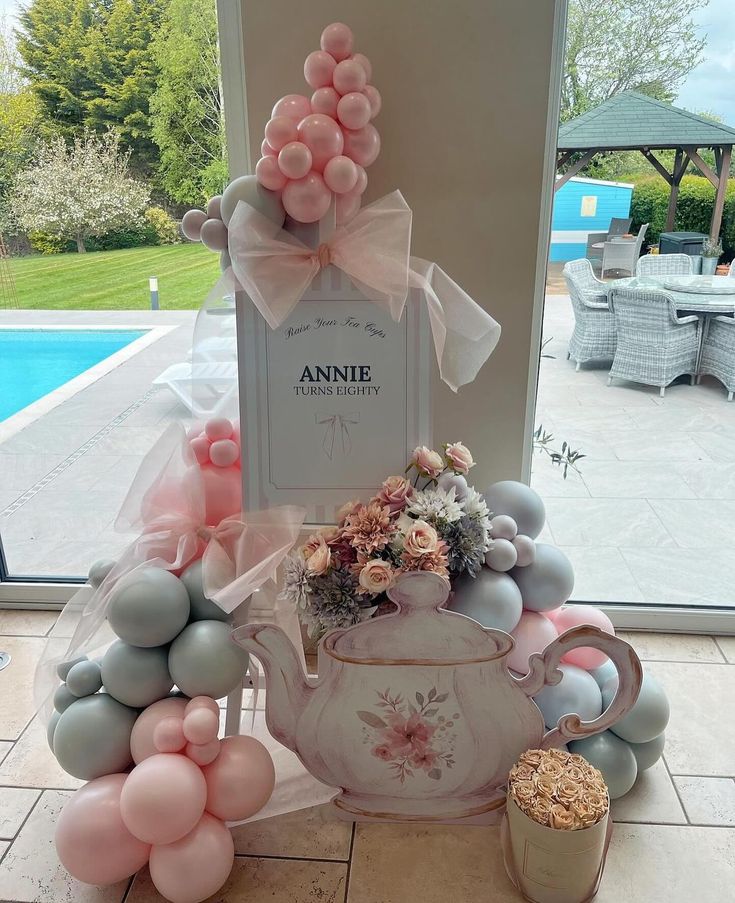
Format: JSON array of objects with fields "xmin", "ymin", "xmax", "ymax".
[{"xmin": 232, "ymin": 623, "xmax": 313, "ymax": 751}]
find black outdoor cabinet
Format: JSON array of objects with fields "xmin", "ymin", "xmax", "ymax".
[{"xmin": 658, "ymin": 231, "xmax": 707, "ymax": 255}]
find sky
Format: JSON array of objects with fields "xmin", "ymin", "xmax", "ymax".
[{"xmin": 1, "ymin": 0, "xmax": 734, "ymax": 125}]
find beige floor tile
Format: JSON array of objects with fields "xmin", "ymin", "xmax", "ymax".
[
  {"xmin": 0, "ymin": 636, "xmax": 47, "ymax": 740},
  {"xmin": 0, "ymin": 611, "xmax": 58, "ymax": 636},
  {"xmin": 611, "ymin": 760, "xmax": 686, "ymax": 825},
  {"xmin": 674, "ymin": 776, "xmax": 735, "ymax": 827},
  {"xmin": 0, "ymin": 787, "xmax": 41, "ymax": 839},
  {"xmin": 0, "ymin": 716, "xmax": 81, "ymax": 790},
  {"xmin": 127, "ymin": 857, "xmax": 347, "ymax": 903},
  {"xmin": 231, "ymin": 804, "xmax": 351, "ymax": 860},
  {"xmin": 0, "ymin": 740, "xmax": 12, "ymax": 764},
  {"xmin": 348, "ymin": 823, "xmax": 518, "ymax": 903},
  {"xmin": 716, "ymin": 636, "xmax": 735, "ymax": 663},
  {"xmin": 617, "ymin": 632, "xmax": 726, "ymax": 663},
  {"xmin": 596, "ymin": 824, "xmax": 735, "ymax": 902},
  {"xmin": 0, "ymin": 790, "xmax": 128, "ymax": 903},
  {"xmin": 646, "ymin": 662, "xmax": 735, "ymax": 777}
]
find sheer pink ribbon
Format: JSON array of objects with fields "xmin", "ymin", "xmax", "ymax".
[{"xmin": 211, "ymin": 191, "xmax": 501, "ymax": 392}]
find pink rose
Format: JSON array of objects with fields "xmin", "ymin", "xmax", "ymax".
[
  {"xmin": 358, "ymin": 559, "xmax": 395, "ymax": 595},
  {"xmin": 304, "ymin": 535, "xmax": 331, "ymax": 575},
  {"xmin": 375, "ymin": 475, "xmax": 414, "ymax": 513},
  {"xmin": 336, "ymin": 498, "xmax": 362, "ymax": 524},
  {"xmin": 445, "ymin": 441, "xmax": 475, "ymax": 474},
  {"xmin": 372, "ymin": 744, "xmax": 393, "ymax": 761},
  {"xmin": 403, "ymin": 520, "xmax": 440, "ymax": 557},
  {"xmin": 409, "ymin": 745, "xmax": 439, "ymax": 771},
  {"xmin": 412, "ymin": 446, "xmax": 444, "ymax": 478}
]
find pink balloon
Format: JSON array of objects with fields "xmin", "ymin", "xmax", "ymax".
[
  {"xmin": 55, "ymin": 774, "xmax": 151, "ymax": 886},
  {"xmin": 363, "ymin": 84, "xmax": 382, "ymax": 118},
  {"xmin": 282, "ymin": 171, "xmax": 332, "ymax": 224},
  {"xmin": 543, "ymin": 605, "xmax": 565, "ymax": 622},
  {"xmin": 336, "ymin": 190, "xmax": 362, "ymax": 226},
  {"xmin": 304, "ymin": 50, "xmax": 336, "ymax": 89},
  {"xmin": 149, "ymin": 812, "xmax": 234, "ymax": 903},
  {"xmin": 508, "ymin": 611, "xmax": 558, "ymax": 674},
  {"xmin": 271, "ymin": 93, "xmax": 311, "ymax": 121},
  {"xmin": 209, "ymin": 438, "xmax": 240, "ymax": 468},
  {"xmin": 121, "ymin": 754, "xmax": 207, "ymax": 845},
  {"xmin": 181, "ymin": 209, "xmax": 207, "ymax": 242},
  {"xmin": 183, "ymin": 707, "xmax": 219, "ymax": 745},
  {"xmin": 154, "ymin": 716, "xmax": 186, "ymax": 754},
  {"xmin": 557, "ymin": 605, "xmax": 615, "ymax": 670},
  {"xmin": 185, "ymin": 696, "xmax": 220, "ymax": 718},
  {"xmin": 186, "ymin": 738, "xmax": 221, "ymax": 767},
  {"xmin": 332, "ymin": 59, "xmax": 367, "ymax": 96},
  {"xmin": 353, "ymin": 165, "xmax": 368, "ymax": 195},
  {"xmin": 182, "ymin": 462, "xmax": 242, "ymax": 526},
  {"xmin": 277, "ymin": 141, "xmax": 312, "ymax": 179},
  {"xmin": 342, "ymin": 123, "xmax": 380, "ymax": 167},
  {"xmin": 320, "ymin": 22, "xmax": 354, "ymax": 62},
  {"xmin": 264, "ymin": 116, "xmax": 297, "ymax": 152},
  {"xmin": 297, "ymin": 114, "xmax": 344, "ymax": 172},
  {"xmin": 202, "ymin": 735, "xmax": 275, "ymax": 821},
  {"xmin": 351, "ymin": 52, "xmax": 372, "ymax": 81},
  {"xmin": 323, "ymin": 155, "xmax": 358, "ymax": 194},
  {"xmin": 189, "ymin": 435, "xmax": 210, "ymax": 465},
  {"xmin": 337, "ymin": 92, "xmax": 372, "ymax": 130},
  {"xmin": 204, "ymin": 418, "xmax": 232, "ymax": 441},
  {"xmin": 261, "ymin": 138, "xmax": 276, "ymax": 157},
  {"xmin": 311, "ymin": 86, "xmax": 339, "ymax": 118},
  {"xmin": 255, "ymin": 156, "xmax": 287, "ymax": 191},
  {"xmin": 131, "ymin": 697, "xmax": 189, "ymax": 764}
]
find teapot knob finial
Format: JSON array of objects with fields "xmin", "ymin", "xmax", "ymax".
[{"xmin": 386, "ymin": 571, "xmax": 450, "ymax": 611}]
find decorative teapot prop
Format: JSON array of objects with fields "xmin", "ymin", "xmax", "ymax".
[{"xmin": 233, "ymin": 571, "xmax": 642, "ymax": 824}]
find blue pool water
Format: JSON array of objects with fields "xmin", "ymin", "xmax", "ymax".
[{"xmin": 0, "ymin": 329, "xmax": 146, "ymax": 421}]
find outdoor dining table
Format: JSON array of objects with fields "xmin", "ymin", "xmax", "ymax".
[{"xmin": 607, "ymin": 274, "xmax": 735, "ymax": 371}]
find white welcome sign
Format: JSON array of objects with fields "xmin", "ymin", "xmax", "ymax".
[{"xmin": 236, "ymin": 221, "xmax": 431, "ymax": 523}]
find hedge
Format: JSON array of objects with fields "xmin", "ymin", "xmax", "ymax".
[
  {"xmin": 625, "ymin": 174, "xmax": 735, "ymax": 256},
  {"xmin": 27, "ymin": 207, "xmax": 180, "ymax": 254}
]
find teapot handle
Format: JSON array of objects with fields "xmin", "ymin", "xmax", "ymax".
[{"xmin": 514, "ymin": 626, "xmax": 643, "ymax": 749}]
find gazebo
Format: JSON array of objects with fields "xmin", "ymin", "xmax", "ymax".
[{"xmin": 556, "ymin": 91, "xmax": 735, "ymax": 241}]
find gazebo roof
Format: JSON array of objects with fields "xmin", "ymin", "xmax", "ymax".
[{"xmin": 558, "ymin": 91, "xmax": 735, "ymax": 151}]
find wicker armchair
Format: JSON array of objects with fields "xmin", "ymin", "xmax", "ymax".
[
  {"xmin": 608, "ymin": 287, "xmax": 700, "ymax": 396},
  {"xmin": 636, "ymin": 253, "xmax": 693, "ymax": 277},
  {"xmin": 586, "ymin": 217, "xmax": 633, "ymax": 271},
  {"xmin": 563, "ymin": 259, "xmax": 616, "ymax": 370},
  {"xmin": 699, "ymin": 316, "xmax": 735, "ymax": 401},
  {"xmin": 601, "ymin": 224, "xmax": 649, "ymax": 277}
]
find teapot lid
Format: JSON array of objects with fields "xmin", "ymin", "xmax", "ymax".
[{"xmin": 325, "ymin": 571, "xmax": 513, "ymax": 664}]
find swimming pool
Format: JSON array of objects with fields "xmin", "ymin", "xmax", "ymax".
[{"xmin": 0, "ymin": 329, "xmax": 147, "ymax": 421}]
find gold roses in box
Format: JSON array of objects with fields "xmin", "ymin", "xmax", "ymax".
[{"xmin": 508, "ymin": 748, "xmax": 609, "ymax": 830}]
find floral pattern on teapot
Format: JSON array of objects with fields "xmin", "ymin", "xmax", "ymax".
[{"xmin": 357, "ymin": 686, "xmax": 460, "ymax": 783}]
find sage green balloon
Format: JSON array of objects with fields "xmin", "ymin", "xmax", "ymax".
[
  {"xmin": 53, "ymin": 683, "xmax": 76, "ymax": 713},
  {"xmin": 47, "ymin": 710, "xmax": 61, "ymax": 750},
  {"xmin": 53, "ymin": 694, "xmax": 137, "ymax": 780},
  {"xmin": 57, "ymin": 655, "xmax": 87, "ymax": 681},
  {"xmin": 482, "ymin": 481, "xmax": 546, "ymax": 539},
  {"xmin": 180, "ymin": 560, "xmax": 230, "ymax": 623},
  {"xmin": 66, "ymin": 660, "xmax": 103, "ymax": 698},
  {"xmin": 220, "ymin": 174, "xmax": 285, "ymax": 228},
  {"xmin": 627, "ymin": 733, "xmax": 665, "ymax": 772},
  {"xmin": 448, "ymin": 568, "xmax": 523, "ymax": 633},
  {"xmin": 568, "ymin": 730, "xmax": 638, "ymax": 799},
  {"xmin": 603, "ymin": 671, "xmax": 670, "ymax": 744},
  {"xmin": 108, "ymin": 568, "xmax": 190, "ymax": 647},
  {"xmin": 88, "ymin": 558, "xmax": 116, "ymax": 588},
  {"xmin": 168, "ymin": 620, "xmax": 248, "ymax": 700},
  {"xmin": 510, "ymin": 544, "xmax": 575, "ymax": 612},
  {"xmin": 101, "ymin": 640, "xmax": 174, "ymax": 708}
]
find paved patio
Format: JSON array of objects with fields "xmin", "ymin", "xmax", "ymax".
[{"xmin": 532, "ymin": 287, "xmax": 735, "ymax": 608}]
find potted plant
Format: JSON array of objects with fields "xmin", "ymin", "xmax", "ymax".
[{"xmin": 701, "ymin": 237, "xmax": 722, "ymax": 276}]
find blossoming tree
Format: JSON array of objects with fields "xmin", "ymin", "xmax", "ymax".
[{"xmin": 12, "ymin": 130, "xmax": 149, "ymax": 252}]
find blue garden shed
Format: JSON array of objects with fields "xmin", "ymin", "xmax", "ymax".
[{"xmin": 549, "ymin": 176, "xmax": 633, "ymax": 262}]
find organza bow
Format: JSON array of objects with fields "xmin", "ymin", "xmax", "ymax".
[
  {"xmin": 316, "ymin": 411, "xmax": 358, "ymax": 459},
  {"xmin": 212, "ymin": 191, "xmax": 501, "ymax": 392}
]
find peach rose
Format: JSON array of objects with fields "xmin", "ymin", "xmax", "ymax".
[
  {"xmin": 509, "ymin": 763, "xmax": 536, "ymax": 783},
  {"xmin": 519, "ymin": 749, "xmax": 544, "ymax": 768},
  {"xmin": 556, "ymin": 778, "xmax": 582, "ymax": 804},
  {"xmin": 336, "ymin": 498, "xmax": 362, "ymax": 524},
  {"xmin": 549, "ymin": 803, "xmax": 575, "ymax": 830},
  {"xmin": 582, "ymin": 790, "xmax": 609, "ymax": 813},
  {"xmin": 547, "ymin": 748, "xmax": 570, "ymax": 763},
  {"xmin": 412, "ymin": 446, "xmax": 444, "ymax": 478},
  {"xmin": 445, "ymin": 441, "xmax": 475, "ymax": 474},
  {"xmin": 529, "ymin": 796, "xmax": 554, "ymax": 826},
  {"xmin": 533, "ymin": 773, "xmax": 557, "ymax": 799},
  {"xmin": 403, "ymin": 520, "xmax": 440, "ymax": 557},
  {"xmin": 304, "ymin": 536, "xmax": 331, "ymax": 576},
  {"xmin": 565, "ymin": 765, "xmax": 586, "ymax": 783},
  {"xmin": 319, "ymin": 526, "xmax": 341, "ymax": 544},
  {"xmin": 570, "ymin": 799, "xmax": 601, "ymax": 829},
  {"xmin": 537, "ymin": 758, "xmax": 564, "ymax": 778},
  {"xmin": 358, "ymin": 559, "xmax": 395, "ymax": 595},
  {"xmin": 375, "ymin": 475, "xmax": 414, "ymax": 513},
  {"xmin": 511, "ymin": 780, "xmax": 535, "ymax": 806}
]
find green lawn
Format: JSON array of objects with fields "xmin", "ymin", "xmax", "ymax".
[{"xmin": 6, "ymin": 244, "xmax": 222, "ymax": 310}]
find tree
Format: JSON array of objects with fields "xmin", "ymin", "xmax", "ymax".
[
  {"xmin": 12, "ymin": 130, "xmax": 149, "ymax": 252},
  {"xmin": 150, "ymin": 0, "xmax": 226, "ymax": 206},
  {"xmin": 562, "ymin": 0, "xmax": 707, "ymax": 122}
]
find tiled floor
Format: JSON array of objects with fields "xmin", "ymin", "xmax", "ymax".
[
  {"xmin": 0, "ymin": 616, "xmax": 734, "ymax": 902},
  {"xmin": 532, "ymin": 292, "xmax": 735, "ymax": 607}
]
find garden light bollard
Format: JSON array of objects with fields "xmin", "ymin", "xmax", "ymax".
[{"xmin": 149, "ymin": 276, "xmax": 159, "ymax": 310}]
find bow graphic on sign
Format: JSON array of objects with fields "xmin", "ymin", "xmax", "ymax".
[{"xmin": 316, "ymin": 412, "xmax": 359, "ymax": 460}]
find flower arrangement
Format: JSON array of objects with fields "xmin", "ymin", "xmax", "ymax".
[
  {"xmin": 508, "ymin": 748, "xmax": 609, "ymax": 830},
  {"xmin": 702, "ymin": 237, "xmax": 723, "ymax": 258},
  {"xmin": 282, "ymin": 441, "xmax": 492, "ymax": 636}
]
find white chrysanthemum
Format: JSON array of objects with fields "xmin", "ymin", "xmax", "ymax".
[
  {"xmin": 463, "ymin": 486, "xmax": 489, "ymax": 519},
  {"xmin": 407, "ymin": 486, "xmax": 464, "ymax": 524}
]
